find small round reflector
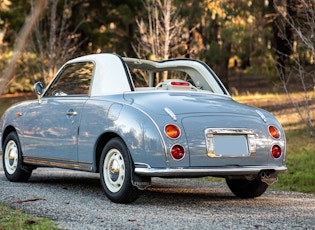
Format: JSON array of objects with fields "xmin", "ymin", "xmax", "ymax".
[
  {"xmin": 269, "ymin": 126, "xmax": 280, "ymax": 139},
  {"xmin": 171, "ymin": 145, "xmax": 185, "ymax": 160},
  {"xmin": 271, "ymin": 145, "xmax": 282, "ymax": 158},
  {"xmin": 165, "ymin": 124, "xmax": 181, "ymax": 139}
]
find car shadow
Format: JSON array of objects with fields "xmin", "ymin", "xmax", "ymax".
[{"xmin": 26, "ymin": 171, "xmax": 239, "ymax": 204}]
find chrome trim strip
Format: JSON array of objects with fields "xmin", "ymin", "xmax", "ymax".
[
  {"xmin": 204, "ymin": 128, "xmax": 256, "ymax": 158},
  {"xmin": 23, "ymin": 156, "xmax": 92, "ymax": 171},
  {"xmin": 135, "ymin": 166, "xmax": 287, "ymax": 177},
  {"xmin": 256, "ymin": 110, "xmax": 267, "ymax": 123},
  {"xmin": 164, "ymin": 107, "xmax": 177, "ymax": 121},
  {"xmin": 205, "ymin": 128, "xmax": 255, "ymax": 135},
  {"xmin": 134, "ymin": 162, "xmax": 152, "ymax": 168}
]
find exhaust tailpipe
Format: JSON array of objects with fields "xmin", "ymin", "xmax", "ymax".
[{"xmin": 260, "ymin": 170, "xmax": 278, "ymax": 185}]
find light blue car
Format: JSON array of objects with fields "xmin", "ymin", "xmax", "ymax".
[{"xmin": 0, "ymin": 54, "xmax": 287, "ymax": 203}]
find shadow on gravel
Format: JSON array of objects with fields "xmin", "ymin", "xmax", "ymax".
[
  {"xmin": 0, "ymin": 161, "xmax": 240, "ymax": 205},
  {"xmin": 27, "ymin": 171, "xmax": 237, "ymax": 204},
  {"xmin": 138, "ymin": 190, "xmax": 236, "ymax": 204}
]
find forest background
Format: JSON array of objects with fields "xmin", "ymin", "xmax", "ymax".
[{"xmin": 0, "ymin": 0, "xmax": 314, "ymax": 136}]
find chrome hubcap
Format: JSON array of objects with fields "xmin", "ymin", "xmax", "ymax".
[
  {"xmin": 109, "ymin": 159, "xmax": 120, "ymax": 181},
  {"xmin": 4, "ymin": 140, "xmax": 19, "ymax": 175},
  {"xmin": 103, "ymin": 149, "xmax": 125, "ymax": 193}
]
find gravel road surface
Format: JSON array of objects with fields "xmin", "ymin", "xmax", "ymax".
[{"xmin": 0, "ymin": 157, "xmax": 314, "ymax": 230}]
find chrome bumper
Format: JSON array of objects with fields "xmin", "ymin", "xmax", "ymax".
[{"xmin": 134, "ymin": 165, "xmax": 287, "ymax": 177}]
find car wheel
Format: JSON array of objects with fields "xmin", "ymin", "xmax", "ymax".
[
  {"xmin": 3, "ymin": 132, "xmax": 32, "ymax": 182},
  {"xmin": 99, "ymin": 137, "xmax": 139, "ymax": 203},
  {"xmin": 226, "ymin": 177, "xmax": 268, "ymax": 198}
]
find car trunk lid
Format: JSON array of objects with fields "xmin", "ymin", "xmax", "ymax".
[
  {"xmin": 124, "ymin": 91, "xmax": 258, "ymax": 116},
  {"xmin": 181, "ymin": 114, "xmax": 271, "ymax": 167}
]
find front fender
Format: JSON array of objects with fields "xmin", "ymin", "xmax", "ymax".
[{"xmin": 0, "ymin": 102, "xmax": 29, "ymax": 150}]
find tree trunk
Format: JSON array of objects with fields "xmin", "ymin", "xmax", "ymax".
[{"xmin": 270, "ymin": 0, "xmax": 297, "ymax": 81}]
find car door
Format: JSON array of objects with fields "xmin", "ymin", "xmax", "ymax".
[{"xmin": 22, "ymin": 62, "xmax": 94, "ymax": 164}]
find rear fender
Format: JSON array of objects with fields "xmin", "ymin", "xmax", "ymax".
[{"xmin": 113, "ymin": 106, "xmax": 167, "ymax": 168}]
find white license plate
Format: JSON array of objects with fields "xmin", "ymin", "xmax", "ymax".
[{"xmin": 213, "ymin": 135, "xmax": 249, "ymax": 157}]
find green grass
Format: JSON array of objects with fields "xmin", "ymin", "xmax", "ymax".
[
  {"xmin": 233, "ymin": 92, "xmax": 315, "ymax": 193},
  {"xmin": 0, "ymin": 201, "xmax": 59, "ymax": 230},
  {"xmin": 272, "ymin": 128, "xmax": 315, "ymax": 193}
]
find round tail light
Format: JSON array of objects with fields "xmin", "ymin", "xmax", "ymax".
[
  {"xmin": 165, "ymin": 124, "xmax": 181, "ymax": 139},
  {"xmin": 269, "ymin": 126, "xmax": 280, "ymax": 139},
  {"xmin": 271, "ymin": 145, "xmax": 282, "ymax": 158},
  {"xmin": 171, "ymin": 145, "xmax": 185, "ymax": 160}
]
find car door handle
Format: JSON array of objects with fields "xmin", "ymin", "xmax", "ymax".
[{"xmin": 66, "ymin": 110, "xmax": 78, "ymax": 116}]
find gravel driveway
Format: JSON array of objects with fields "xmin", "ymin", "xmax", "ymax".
[{"xmin": 0, "ymin": 157, "xmax": 314, "ymax": 230}]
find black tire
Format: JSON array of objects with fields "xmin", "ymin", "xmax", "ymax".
[
  {"xmin": 226, "ymin": 177, "xmax": 268, "ymax": 198},
  {"xmin": 2, "ymin": 132, "xmax": 32, "ymax": 182},
  {"xmin": 99, "ymin": 137, "xmax": 139, "ymax": 203}
]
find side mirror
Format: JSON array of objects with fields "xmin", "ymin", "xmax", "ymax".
[{"xmin": 33, "ymin": 82, "xmax": 44, "ymax": 104}]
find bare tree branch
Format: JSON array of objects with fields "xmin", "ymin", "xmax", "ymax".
[
  {"xmin": 29, "ymin": 0, "xmax": 86, "ymax": 84},
  {"xmin": 274, "ymin": 0, "xmax": 315, "ymax": 136},
  {"xmin": 132, "ymin": 0, "xmax": 187, "ymax": 60}
]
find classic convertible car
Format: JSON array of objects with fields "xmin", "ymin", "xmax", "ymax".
[{"xmin": 0, "ymin": 53, "xmax": 287, "ymax": 203}]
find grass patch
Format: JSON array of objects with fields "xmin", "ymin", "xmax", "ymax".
[
  {"xmin": 0, "ymin": 201, "xmax": 59, "ymax": 230},
  {"xmin": 272, "ymin": 128, "xmax": 315, "ymax": 193},
  {"xmin": 234, "ymin": 92, "xmax": 315, "ymax": 193}
]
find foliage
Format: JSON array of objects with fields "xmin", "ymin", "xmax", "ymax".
[
  {"xmin": 0, "ymin": 0, "xmax": 144, "ymax": 90},
  {"xmin": 66, "ymin": 0, "xmax": 143, "ymax": 54},
  {"xmin": 0, "ymin": 0, "xmax": 45, "ymax": 95},
  {"xmin": 0, "ymin": 0, "xmax": 31, "ymax": 47},
  {"xmin": 246, "ymin": 50, "xmax": 278, "ymax": 80},
  {"xmin": 0, "ymin": 1, "xmax": 301, "ymax": 79}
]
